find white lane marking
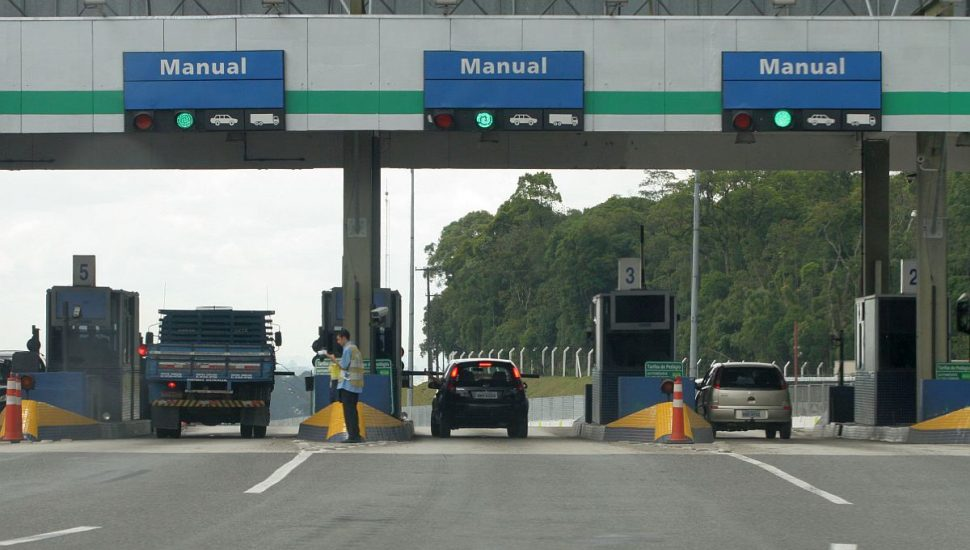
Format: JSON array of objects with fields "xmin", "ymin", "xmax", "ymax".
[
  {"xmin": 830, "ymin": 545, "xmax": 857, "ymax": 550},
  {"xmin": 0, "ymin": 526, "xmax": 101, "ymax": 546},
  {"xmin": 726, "ymin": 452, "xmax": 852, "ymax": 505},
  {"xmin": 245, "ymin": 450, "xmax": 316, "ymax": 494}
]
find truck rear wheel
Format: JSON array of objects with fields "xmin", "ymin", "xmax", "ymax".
[
  {"xmin": 253, "ymin": 426, "xmax": 267, "ymax": 439},
  {"xmin": 240, "ymin": 424, "xmax": 254, "ymax": 439}
]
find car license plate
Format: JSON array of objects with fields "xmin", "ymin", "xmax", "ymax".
[
  {"xmin": 473, "ymin": 391, "xmax": 499, "ymax": 400},
  {"xmin": 736, "ymin": 409, "xmax": 767, "ymax": 420}
]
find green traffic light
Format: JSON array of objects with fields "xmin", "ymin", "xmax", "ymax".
[
  {"xmin": 773, "ymin": 110, "xmax": 793, "ymax": 129},
  {"xmin": 175, "ymin": 111, "xmax": 195, "ymax": 129},
  {"xmin": 475, "ymin": 111, "xmax": 494, "ymax": 129}
]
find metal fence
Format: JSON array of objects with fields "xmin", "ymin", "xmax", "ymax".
[
  {"xmin": 787, "ymin": 377, "xmax": 854, "ymax": 418},
  {"xmin": 404, "ymin": 394, "xmax": 585, "ymax": 428}
]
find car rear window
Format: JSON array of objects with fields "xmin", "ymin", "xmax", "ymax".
[
  {"xmin": 718, "ymin": 367, "xmax": 784, "ymax": 389},
  {"xmin": 450, "ymin": 361, "xmax": 516, "ymax": 387}
]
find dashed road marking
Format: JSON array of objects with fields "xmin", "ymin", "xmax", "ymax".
[
  {"xmin": 245, "ymin": 450, "xmax": 317, "ymax": 494},
  {"xmin": 830, "ymin": 544, "xmax": 857, "ymax": 549},
  {"xmin": 726, "ymin": 452, "xmax": 852, "ymax": 505},
  {"xmin": 0, "ymin": 526, "xmax": 101, "ymax": 546}
]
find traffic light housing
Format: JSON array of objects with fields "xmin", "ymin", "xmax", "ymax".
[
  {"xmin": 724, "ymin": 109, "xmax": 798, "ymax": 132},
  {"xmin": 126, "ymin": 110, "xmax": 200, "ymax": 132}
]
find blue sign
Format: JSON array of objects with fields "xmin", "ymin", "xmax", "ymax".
[
  {"xmin": 424, "ymin": 51, "xmax": 584, "ymax": 109},
  {"xmin": 722, "ymin": 51, "xmax": 881, "ymax": 110},
  {"xmin": 123, "ymin": 51, "xmax": 284, "ymax": 110}
]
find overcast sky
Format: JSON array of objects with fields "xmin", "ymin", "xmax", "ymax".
[{"xmin": 0, "ymin": 168, "xmax": 647, "ymax": 367}]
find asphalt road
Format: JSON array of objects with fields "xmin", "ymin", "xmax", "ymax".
[{"xmin": 1, "ymin": 426, "xmax": 969, "ymax": 550}]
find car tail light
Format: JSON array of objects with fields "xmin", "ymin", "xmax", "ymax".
[
  {"xmin": 138, "ymin": 344, "xmax": 148, "ymax": 358},
  {"xmin": 166, "ymin": 381, "xmax": 177, "ymax": 390},
  {"xmin": 478, "ymin": 362, "xmax": 492, "ymax": 368},
  {"xmin": 446, "ymin": 367, "xmax": 458, "ymax": 392},
  {"xmin": 512, "ymin": 366, "xmax": 525, "ymax": 390}
]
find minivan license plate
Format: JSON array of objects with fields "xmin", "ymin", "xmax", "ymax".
[
  {"xmin": 737, "ymin": 409, "xmax": 767, "ymax": 420},
  {"xmin": 473, "ymin": 391, "xmax": 499, "ymax": 400}
]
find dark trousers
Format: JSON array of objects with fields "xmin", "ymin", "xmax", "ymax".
[
  {"xmin": 339, "ymin": 389, "xmax": 361, "ymax": 440},
  {"xmin": 329, "ymin": 380, "xmax": 339, "ymax": 404}
]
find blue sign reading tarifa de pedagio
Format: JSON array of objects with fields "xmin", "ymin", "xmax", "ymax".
[{"xmin": 123, "ymin": 51, "xmax": 285, "ymax": 110}]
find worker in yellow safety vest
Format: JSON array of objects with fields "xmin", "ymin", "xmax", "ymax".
[{"xmin": 328, "ymin": 328, "xmax": 365, "ymax": 442}]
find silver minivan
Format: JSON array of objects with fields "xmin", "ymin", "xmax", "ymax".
[{"xmin": 694, "ymin": 362, "xmax": 792, "ymax": 439}]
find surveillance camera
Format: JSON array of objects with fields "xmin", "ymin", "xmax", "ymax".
[{"xmin": 371, "ymin": 306, "xmax": 389, "ymax": 319}]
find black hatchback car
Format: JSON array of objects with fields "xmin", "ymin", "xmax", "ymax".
[{"xmin": 429, "ymin": 359, "xmax": 529, "ymax": 438}]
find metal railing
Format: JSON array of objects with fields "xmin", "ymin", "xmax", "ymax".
[
  {"xmin": 443, "ymin": 345, "xmax": 593, "ymax": 377},
  {"xmin": 404, "ymin": 394, "xmax": 584, "ymax": 428}
]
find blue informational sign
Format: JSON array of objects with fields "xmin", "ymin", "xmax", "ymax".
[
  {"xmin": 123, "ymin": 51, "xmax": 284, "ymax": 110},
  {"xmin": 424, "ymin": 51, "xmax": 584, "ymax": 109},
  {"xmin": 722, "ymin": 51, "xmax": 881, "ymax": 110}
]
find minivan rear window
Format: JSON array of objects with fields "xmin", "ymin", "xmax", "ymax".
[
  {"xmin": 718, "ymin": 367, "xmax": 784, "ymax": 389},
  {"xmin": 450, "ymin": 362, "xmax": 516, "ymax": 387}
]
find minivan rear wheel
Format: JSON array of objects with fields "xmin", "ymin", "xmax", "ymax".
[
  {"xmin": 779, "ymin": 423, "xmax": 792, "ymax": 440},
  {"xmin": 765, "ymin": 427, "xmax": 777, "ymax": 439}
]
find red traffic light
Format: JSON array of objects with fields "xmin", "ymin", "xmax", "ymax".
[
  {"xmin": 732, "ymin": 112, "xmax": 753, "ymax": 132},
  {"xmin": 432, "ymin": 113, "xmax": 455, "ymax": 130},
  {"xmin": 138, "ymin": 344, "xmax": 148, "ymax": 358},
  {"xmin": 133, "ymin": 112, "xmax": 154, "ymax": 131}
]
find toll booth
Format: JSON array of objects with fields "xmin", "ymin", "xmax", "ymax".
[
  {"xmin": 591, "ymin": 290, "xmax": 676, "ymax": 425},
  {"xmin": 45, "ymin": 286, "xmax": 141, "ymax": 422},
  {"xmin": 317, "ymin": 287, "xmax": 403, "ymax": 418},
  {"xmin": 854, "ymin": 295, "xmax": 917, "ymax": 425}
]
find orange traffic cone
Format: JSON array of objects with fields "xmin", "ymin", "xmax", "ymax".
[
  {"xmin": 2, "ymin": 375, "xmax": 23, "ymax": 443},
  {"xmin": 669, "ymin": 376, "xmax": 689, "ymax": 443}
]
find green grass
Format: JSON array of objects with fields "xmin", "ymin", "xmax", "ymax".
[{"xmin": 402, "ymin": 376, "xmax": 591, "ymax": 407}]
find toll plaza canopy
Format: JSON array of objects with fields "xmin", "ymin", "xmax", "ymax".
[{"xmin": 0, "ymin": 15, "xmax": 968, "ymax": 170}]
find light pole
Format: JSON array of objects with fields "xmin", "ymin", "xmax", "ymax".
[
  {"xmin": 407, "ymin": 169, "xmax": 415, "ymax": 408},
  {"xmin": 689, "ymin": 170, "xmax": 701, "ymax": 378}
]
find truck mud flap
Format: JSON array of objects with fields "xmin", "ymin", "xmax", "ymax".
[
  {"xmin": 151, "ymin": 405, "xmax": 180, "ymax": 430},
  {"xmin": 240, "ymin": 406, "xmax": 270, "ymax": 428}
]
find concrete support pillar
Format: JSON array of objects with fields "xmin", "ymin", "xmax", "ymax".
[
  {"xmin": 343, "ymin": 131, "xmax": 381, "ymax": 372},
  {"xmin": 915, "ymin": 132, "xmax": 949, "ymax": 420},
  {"xmin": 861, "ymin": 139, "xmax": 890, "ymax": 296}
]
